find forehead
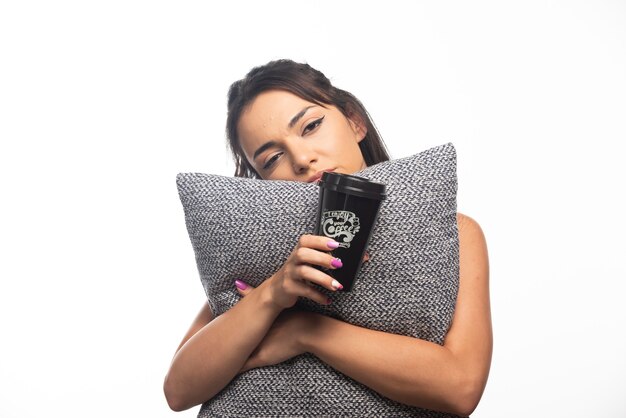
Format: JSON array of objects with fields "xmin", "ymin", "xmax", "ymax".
[{"xmin": 240, "ymin": 90, "xmax": 314, "ymax": 129}]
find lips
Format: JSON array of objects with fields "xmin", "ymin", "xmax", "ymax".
[{"xmin": 307, "ymin": 169, "xmax": 336, "ymax": 183}]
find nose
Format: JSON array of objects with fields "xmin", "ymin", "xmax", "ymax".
[{"xmin": 288, "ymin": 141, "xmax": 317, "ymax": 175}]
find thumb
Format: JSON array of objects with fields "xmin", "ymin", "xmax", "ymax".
[{"xmin": 235, "ymin": 279, "xmax": 255, "ymax": 297}]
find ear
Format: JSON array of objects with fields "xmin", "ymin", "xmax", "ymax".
[{"xmin": 347, "ymin": 113, "xmax": 368, "ymax": 143}]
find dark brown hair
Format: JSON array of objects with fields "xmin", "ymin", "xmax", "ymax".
[{"xmin": 226, "ymin": 59, "xmax": 390, "ymax": 178}]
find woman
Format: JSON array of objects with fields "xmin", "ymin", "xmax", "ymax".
[{"xmin": 164, "ymin": 59, "xmax": 492, "ymax": 417}]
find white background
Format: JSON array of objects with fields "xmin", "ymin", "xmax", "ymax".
[{"xmin": 1, "ymin": 1, "xmax": 625, "ymax": 417}]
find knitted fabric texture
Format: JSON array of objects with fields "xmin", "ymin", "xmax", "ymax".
[{"xmin": 176, "ymin": 143, "xmax": 462, "ymax": 417}]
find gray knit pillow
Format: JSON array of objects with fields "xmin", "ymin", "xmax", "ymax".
[{"xmin": 177, "ymin": 143, "xmax": 461, "ymax": 417}]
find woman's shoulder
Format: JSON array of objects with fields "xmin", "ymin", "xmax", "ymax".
[
  {"xmin": 456, "ymin": 212, "xmax": 489, "ymax": 290},
  {"xmin": 456, "ymin": 212, "xmax": 479, "ymax": 229},
  {"xmin": 456, "ymin": 212, "xmax": 487, "ymax": 246}
]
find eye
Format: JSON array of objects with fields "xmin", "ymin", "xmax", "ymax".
[
  {"xmin": 262, "ymin": 152, "xmax": 283, "ymax": 170},
  {"xmin": 302, "ymin": 116, "xmax": 325, "ymax": 135}
]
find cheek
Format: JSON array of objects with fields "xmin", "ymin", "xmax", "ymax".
[
  {"xmin": 339, "ymin": 143, "xmax": 366, "ymax": 171},
  {"xmin": 264, "ymin": 164, "xmax": 296, "ymax": 181},
  {"xmin": 327, "ymin": 119, "xmax": 357, "ymax": 146}
]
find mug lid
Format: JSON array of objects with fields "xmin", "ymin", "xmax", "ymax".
[{"xmin": 319, "ymin": 172, "xmax": 386, "ymax": 200}]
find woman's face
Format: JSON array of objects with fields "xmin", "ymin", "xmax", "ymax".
[{"xmin": 237, "ymin": 89, "xmax": 367, "ymax": 182}]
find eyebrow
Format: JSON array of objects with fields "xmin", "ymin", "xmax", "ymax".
[
  {"xmin": 253, "ymin": 141, "xmax": 278, "ymax": 161},
  {"xmin": 252, "ymin": 105, "xmax": 316, "ymax": 161},
  {"xmin": 288, "ymin": 105, "xmax": 315, "ymax": 129}
]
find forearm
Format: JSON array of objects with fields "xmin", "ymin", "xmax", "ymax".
[
  {"xmin": 302, "ymin": 315, "xmax": 477, "ymax": 416},
  {"xmin": 164, "ymin": 282, "xmax": 281, "ymax": 411}
]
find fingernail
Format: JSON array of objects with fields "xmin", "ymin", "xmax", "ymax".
[
  {"xmin": 235, "ymin": 280, "xmax": 249, "ymax": 290},
  {"xmin": 327, "ymin": 240, "xmax": 339, "ymax": 249},
  {"xmin": 331, "ymin": 280, "xmax": 343, "ymax": 290},
  {"xmin": 331, "ymin": 258, "xmax": 343, "ymax": 269}
]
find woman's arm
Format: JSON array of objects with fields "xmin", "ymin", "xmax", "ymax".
[
  {"xmin": 163, "ymin": 280, "xmax": 282, "ymax": 411},
  {"xmin": 163, "ymin": 235, "xmax": 343, "ymax": 411},
  {"xmin": 297, "ymin": 213, "xmax": 492, "ymax": 416}
]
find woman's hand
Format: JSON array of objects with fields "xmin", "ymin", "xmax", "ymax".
[
  {"xmin": 235, "ymin": 282, "xmax": 319, "ymax": 373},
  {"xmin": 254, "ymin": 234, "xmax": 345, "ymax": 310}
]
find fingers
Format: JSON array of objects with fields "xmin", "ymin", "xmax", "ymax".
[
  {"xmin": 236, "ymin": 235, "xmax": 345, "ymax": 309},
  {"xmin": 237, "ymin": 276, "xmax": 335, "ymax": 306},
  {"xmin": 292, "ymin": 246, "xmax": 343, "ymax": 271},
  {"xmin": 289, "ymin": 244, "xmax": 343, "ymax": 292},
  {"xmin": 294, "ymin": 234, "xmax": 343, "ymax": 271},
  {"xmin": 235, "ymin": 279, "xmax": 254, "ymax": 297},
  {"xmin": 293, "ymin": 264, "xmax": 343, "ymax": 292},
  {"xmin": 297, "ymin": 234, "xmax": 341, "ymax": 252}
]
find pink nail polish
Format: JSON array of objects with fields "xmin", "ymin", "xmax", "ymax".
[
  {"xmin": 327, "ymin": 240, "xmax": 339, "ymax": 249},
  {"xmin": 235, "ymin": 280, "xmax": 249, "ymax": 290},
  {"xmin": 331, "ymin": 258, "xmax": 343, "ymax": 269}
]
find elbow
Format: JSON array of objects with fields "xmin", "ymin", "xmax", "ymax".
[
  {"xmin": 453, "ymin": 395, "xmax": 479, "ymax": 417},
  {"xmin": 448, "ymin": 374, "xmax": 486, "ymax": 417},
  {"xmin": 163, "ymin": 372, "xmax": 191, "ymax": 412}
]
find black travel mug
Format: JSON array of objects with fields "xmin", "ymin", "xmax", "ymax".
[{"xmin": 315, "ymin": 172, "xmax": 386, "ymax": 291}]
